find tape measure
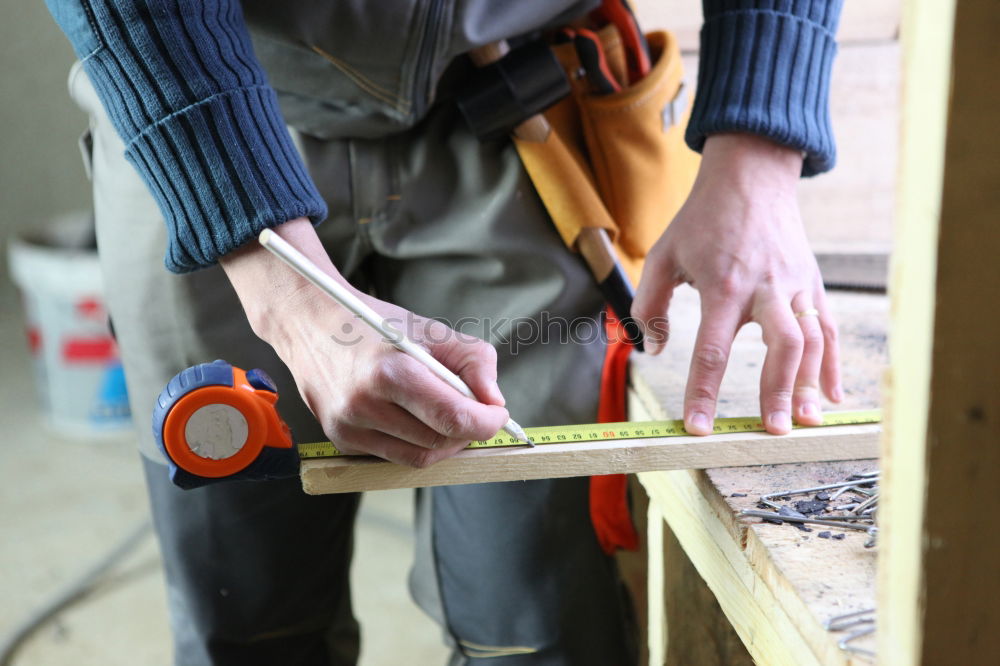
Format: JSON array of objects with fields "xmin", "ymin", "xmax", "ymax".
[
  {"xmin": 152, "ymin": 360, "xmax": 300, "ymax": 489},
  {"xmin": 299, "ymin": 410, "xmax": 882, "ymax": 458},
  {"xmin": 155, "ymin": 361, "xmax": 881, "ymax": 489}
]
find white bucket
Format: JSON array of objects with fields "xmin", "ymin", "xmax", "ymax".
[{"xmin": 8, "ymin": 213, "xmax": 132, "ymax": 436}]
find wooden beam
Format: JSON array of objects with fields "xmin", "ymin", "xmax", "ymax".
[
  {"xmin": 646, "ymin": 502, "xmax": 666, "ymax": 666},
  {"xmin": 880, "ymin": 0, "xmax": 1000, "ymax": 663},
  {"xmin": 301, "ymin": 424, "xmax": 879, "ymax": 494}
]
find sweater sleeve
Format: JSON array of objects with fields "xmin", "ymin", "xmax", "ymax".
[
  {"xmin": 46, "ymin": 0, "xmax": 328, "ymax": 273},
  {"xmin": 685, "ymin": 0, "xmax": 843, "ymax": 177}
]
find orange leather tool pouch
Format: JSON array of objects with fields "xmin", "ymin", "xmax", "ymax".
[{"xmin": 535, "ymin": 27, "xmax": 700, "ymax": 285}]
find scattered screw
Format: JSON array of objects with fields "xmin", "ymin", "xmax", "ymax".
[
  {"xmin": 839, "ymin": 626, "xmax": 876, "ymax": 658},
  {"xmin": 740, "ymin": 510, "xmax": 873, "ymax": 531},
  {"xmin": 852, "ymin": 494, "xmax": 879, "ymax": 515},
  {"xmin": 826, "ymin": 608, "xmax": 876, "ymax": 660},
  {"xmin": 848, "ymin": 471, "xmax": 880, "ymax": 480},
  {"xmin": 760, "ymin": 478, "xmax": 879, "ymax": 509},
  {"xmin": 826, "ymin": 608, "xmax": 876, "ymax": 632},
  {"xmin": 830, "ymin": 483, "xmax": 857, "ymax": 501}
]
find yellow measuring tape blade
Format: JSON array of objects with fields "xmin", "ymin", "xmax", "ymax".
[{"xmin": 296, "ymin": 409, "xmax": 881, "ymax": 460}]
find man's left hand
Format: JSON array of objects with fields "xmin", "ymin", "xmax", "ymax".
[{"xmin": 632, "ymin": 133, "xmax": 843, "ymax": 436}]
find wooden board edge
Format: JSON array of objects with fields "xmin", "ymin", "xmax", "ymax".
[
  {"xmin": 300, "ymin": 425, "xmax": 880, "ymax": 494},
  {"xmin": 646, "ymin": 501, "xmax": 667, "ymax": 665},
  {"xmin": 879, "ymin": 0, "xmax": 956, "ymax": 663}
]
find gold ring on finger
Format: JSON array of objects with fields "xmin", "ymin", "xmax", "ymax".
[{"xmin": 794, "ymin": 308, "xmax": 820, "ymax": 318}]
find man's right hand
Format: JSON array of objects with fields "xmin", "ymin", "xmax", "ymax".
[{"xmin": 220, "ymin": 218, "xmax": 510, "ymax": 468}]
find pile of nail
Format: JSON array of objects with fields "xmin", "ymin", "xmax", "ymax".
[{"xmin": 739, "ymin": 470, "xmax": 880, "ymax": 548}]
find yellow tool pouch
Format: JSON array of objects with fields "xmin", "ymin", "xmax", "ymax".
[{"xmin": 515, "ymin": 28, "xmax": 700, "ymax": 285}]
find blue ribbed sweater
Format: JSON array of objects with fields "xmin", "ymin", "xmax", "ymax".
[{"xmin": 48, "ymin": 0, "xmax": 842, "ymax": 274}]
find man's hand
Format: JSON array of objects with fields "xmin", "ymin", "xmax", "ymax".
[
  {"xmin": 221, "ymin": 218, "xmax": 510, "ymax": 467},
  {"xmin": 632, "ymin": 133, "xmax": 842, "ymax": 436}
]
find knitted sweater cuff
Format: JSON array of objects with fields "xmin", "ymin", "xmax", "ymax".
[
  {"xmin": 48, "ymin": 0, "xmax": 328, "ymax": 274},
  {"xmin": 123, "ymin": 84, "xmax": 327, "ymax": 273},
  {"xmin": 685, "ymin": 1, "xmax": 843, "ymax": 177}
]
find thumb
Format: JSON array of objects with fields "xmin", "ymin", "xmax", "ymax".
[{"xmin": 632, "ymin": 249, "xmax": 680, "ymax": 355}]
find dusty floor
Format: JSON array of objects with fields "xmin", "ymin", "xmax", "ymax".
[{"xmin": 0, "ymin": 285, "xmax": 448, "ymax": 665}]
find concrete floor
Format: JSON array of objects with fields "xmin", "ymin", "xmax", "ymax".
[{"xmin": 0, "ymin": 285, "xmax": 448, "ymax": 665}]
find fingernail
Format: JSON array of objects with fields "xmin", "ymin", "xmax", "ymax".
[
  {"xmin": 769, "ymin": 411, "xmax": 791, "ymax": 432},
  {"xmin": 800, "ymin": 402, "xmax": 818, "ymax": 419},
  {"xmin": 832, "ymin": 386, "xmax": 843, "ymax": 402},
  {"xmin": 689, "ymin": 412, "xmax": 711, "ymax": 433}
]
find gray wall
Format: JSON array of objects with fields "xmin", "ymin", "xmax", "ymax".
[{"xmin": 0, "ymin": 3, "xmax": 92, "ymax": 292}]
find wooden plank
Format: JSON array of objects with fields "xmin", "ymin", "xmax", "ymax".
[
  {"xmin": 880, "ymin": 0, "xmax": 1000, "ymax": 663},
  {"xmin": 618, "ymin": 472, "xmax": 747, "ymax": 666},
  {"xmin": 877, "ymin": 0, "xmax": 954, "ymax": 657},
  {"xmin": 659, "ymin": 502, "xmax": 756, "ymax": 666},
  {"xmin": 615, "ymin": 475, "xmax": 652, "ymax": 666},
  {"xmin": 646, "ymin": 501, "xmax": 666, "ymax": 666},
  {"xmin": 301, "ymin": 423, "xmax": 879, "ymax": 494},
  {"xmin": 632, "ymin": 0, "xmax": 900, "ymax": 52}
]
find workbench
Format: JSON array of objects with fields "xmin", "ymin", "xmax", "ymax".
[
  {"xmin": 621, "ymin": 7, "xmax": 898, "ymax": 659},
  {"xmin": 627, "ymin": 285, "xmax": 887, "ymax": 665}
]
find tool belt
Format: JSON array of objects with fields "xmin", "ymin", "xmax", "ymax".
[{"xmin": 458, "ymin": 22, "xmax": 700, "ymax": 287}]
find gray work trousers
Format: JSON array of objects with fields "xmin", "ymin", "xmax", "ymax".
[{"xmin": 71, "ymin": 63, "xmax": 634, "ymax": 666}]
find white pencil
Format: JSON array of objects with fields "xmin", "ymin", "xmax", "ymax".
[{"xmin": 258, "ymin": 229, "xmax": 534, "ymax": 447}]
